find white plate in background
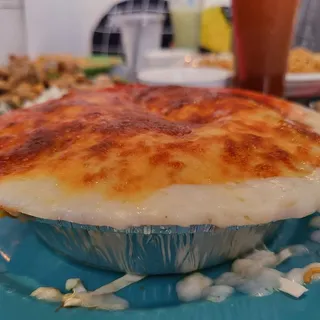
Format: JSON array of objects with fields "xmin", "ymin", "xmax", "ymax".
[
  {"xmin": 145, "ymin": 49, "xmax": 196, "ymax": 69},
  {"xmin": 138, "ymin": 67, "xmax": 232, "ymax": 87},
  {"xmin": 285, "ymin": 73, "xmax": 320, "ymax": 97},
  {"xmin": 286, "ymin": 73, "xmax": 320, "ymax": 83}
]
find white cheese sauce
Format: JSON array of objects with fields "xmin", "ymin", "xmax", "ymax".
[{"xmin": 1, "ymin": 170, "xmax": 320, "ymax": 228}]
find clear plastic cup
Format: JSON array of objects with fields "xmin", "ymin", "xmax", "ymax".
[
  {"xmin": 168, "ymin": 0, "xmax": 203, "ymax": 50},
  {"xmin": 111, "ymin": 13, "xmax": 164, "ymax": 80},
  {"xmin": 233, "ymin": 0, "xmax": 299, "ymax": 97}
]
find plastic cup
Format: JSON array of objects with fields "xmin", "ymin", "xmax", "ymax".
[
  {"xmin": 232, "ymin": 0, "xmax": 299, "ymax": 97},
  {"xmin": 111, "ymin": 13, "xmax": 164, "ymax": 80},
  {"xmin": 168, "ymin": 0, "xmax": 203, "ymax": 50}
]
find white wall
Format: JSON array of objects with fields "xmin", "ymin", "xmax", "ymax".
[
  {"xmin": 24, "ymin": 0, "xmax": 119, "ymax": 57},
  {"xmin": 24, "ymin": 0, "xmax": 230, "ymax": 58},
  {"xmin": 0, "ymin": 9, "xmax": 26, "ymax": 64}
]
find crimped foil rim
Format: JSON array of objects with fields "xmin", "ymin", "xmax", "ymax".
[{"xmin": 30, "ymin": 216, "xmax": 282, "ymax": 234}]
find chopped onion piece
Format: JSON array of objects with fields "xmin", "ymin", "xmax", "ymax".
[
  {"xmin": 279, "ymin": 277, "xmax": 308, "ymax": 298},
  {"xmin": 31, "ymin": 274, "xmax": 139, "ymax": 310},
  {"xmin": 257, "ymin": 268, "xmax": 282, "ymax": 284},
  {"xmin": 310, "ymin": 230, "xmax": 320, "ymax": 243},
  {"xmin": 233, "ymin": 250, "xmax": 280, "ymax": 277},
  {"xmin": 236, "ymin": 268, "xmax": 281, "ymax": 297},
  {"xmin": 277, "ymin": 248, "xmax": 292, "ymax": 263},
  {"xmin": 176, "ymin": 273, "xmax": 213, "ymax": 302},
  {"xmin": 244, "ymin": 250, "xmax": 278, "ymax": 267},
  {"xmin": 309, "ymin": 216, "xmax": 320, "ymax": 229},
  {"xmin": 31, "ymin": 287, "xmax": 63, "ymax": 302},
  {"xmin": 63, "ymin": 292, "xmax": 128, "ymax": 310},
  {"xmin": 215, "ymin": 272, "xmax": 245, "ymax": 287},
  {"xmin": 288, "ymin": 245, "xmax": 309, "ymax": 256},
  {"xmin": 232, "ymin": 259, "xmax": 263, "ymax": 277},
  {"xmin": 276, "ymin": 245, "xmax": 309, "ymax": 265},
  {"xmin": 93, "ymin": 274, "xmax": 146, "ymax": 295},
  {"xmin": 286, "ymin": 268, "xmax": 305, "ymax": 285},
  {"xmin": 204, "ymin": 285, "xmax": 234, "ymax": 303},
  {"xmin": 219, "ymin": 245, "xmax": 310, "ymax": 300},
  {"xmin": 62, "ymin": 295, "xmax": 82, "ymax": 308},
  {"xmin": 237, "ymin": 280, "xmax": 273, "ymax": 297},
  {"xmin": 65, "ymin": 278, "xmax": 87, "ymax": 293}
]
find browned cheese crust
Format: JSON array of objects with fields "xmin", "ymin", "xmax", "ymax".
[{"xmin": 0, "ymin": 85, "xmax": 319, "ymax": 203}]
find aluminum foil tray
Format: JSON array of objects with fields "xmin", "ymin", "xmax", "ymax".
[{"xmin": 29, "ymin": 218, "xmax": 282, "ymax": 275}]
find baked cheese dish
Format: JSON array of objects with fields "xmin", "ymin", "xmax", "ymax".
[{"xmin": 0, "ymin": 85, "xmax": 319, "ymax": 228}]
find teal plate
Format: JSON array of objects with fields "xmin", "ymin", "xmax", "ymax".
[{"xmin": 0, "ymin": 215, "xmax": 320, "ymax": 320}]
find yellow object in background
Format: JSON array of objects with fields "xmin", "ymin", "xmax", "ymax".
[{"xmin": 201, "ymin": 6, "xmax": 232, "ymax": 53}]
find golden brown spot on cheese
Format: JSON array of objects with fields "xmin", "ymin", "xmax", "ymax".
[
  {"xmin": 0, "ymin": 85, "xmax": 319, "ymax": 202},
  {"xmin": 254, "ymin": 163, "xmax": 280, "ymax": 178},
  {"xmin": 82, "ymin": 168, "xmax": 109, "ymax": 185},
  {"xmin": 168, "ymin": 161, "xmax": 185, "ymax": 170},
  {"xmin": 149, "ymin": 152, "xmax": 171, "ymax": 166}
]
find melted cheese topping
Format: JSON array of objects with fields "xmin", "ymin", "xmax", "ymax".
[{"xmin": 0, "ymin": 85, "xmax": 319, "ymax": 228}]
